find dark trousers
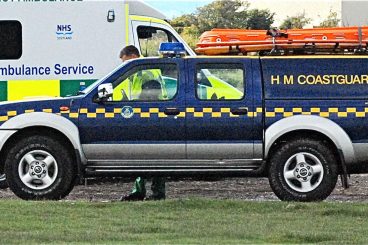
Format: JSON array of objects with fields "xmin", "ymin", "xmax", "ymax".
[{"xmin": 131, "ymin": 177, "xmax": 166, "ymax": 198}]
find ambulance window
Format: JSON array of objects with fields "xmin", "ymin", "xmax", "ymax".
[
  {"xmin": 137, "ymin": 26, "xmax": 178, "ymax": 57},
  {"xmin": 196, "ymin": 64, "xmax": 245, "ymax": 101},
  {"xmin": 112, "ymin": 64, "xmax": 178, "ymax": 102},
  {"xmin": 0, "ymin": 21, "xmax": 22, "ymax": 60}
]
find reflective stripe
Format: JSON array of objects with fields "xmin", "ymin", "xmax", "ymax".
[
  {"xmin": 8, "ymin": 80, "xmax": 60, "ymax": 101},
  {"xmin": 2, "ymin": 106, "xmax": 368, "ymax": 124},
  {"xmin": 2, "ymin": 79, "xmax": 96, "ymax": 102}
]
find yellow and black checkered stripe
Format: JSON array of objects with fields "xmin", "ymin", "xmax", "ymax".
[
  {"xmin": 264, "ymin": 107, "xmax": 368, "ymax": 118},
  {"xmin": 0, "ymin": 108, "xmax": 80, "ymax": 122},
  {"xmin": 1, "ymin": 107, "xmax": 367, "ymax": 123},
  {"xmin": 78, "ymin": 108, "xmax": 178, "ymax": 119},
  {"xmin": 75, "ymin": 107, "xmax": 264, "ymax": 119},
  {"xmin": 0, "ymin": 107, "xmax": 259, "ymax": 122}
]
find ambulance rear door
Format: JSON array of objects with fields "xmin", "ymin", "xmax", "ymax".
[{"xmin": 0, "ymin": 1, "xmax": 126, "ymax": 100}]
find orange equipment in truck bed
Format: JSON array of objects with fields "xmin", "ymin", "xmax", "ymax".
[{"xmin": 196, "ymin": 27, "xmax": 368, "ymax": 55}]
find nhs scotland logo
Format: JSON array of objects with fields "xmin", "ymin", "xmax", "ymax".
[{"xmin": 56, "ymin": 25, "xmax": 73, "ymax": 40}]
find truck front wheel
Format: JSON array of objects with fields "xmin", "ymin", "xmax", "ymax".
[
  {"xmin": 268, "ymin": 138, "xmax": 338, "ymax": 201},
  {"xmin": 5, "ymin": 135, "xmax": 76, "ymax": 200}
]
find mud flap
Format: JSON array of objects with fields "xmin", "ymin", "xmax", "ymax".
[{"xmin": 338, "ymin": 149, "xmax": 349, "ymax": 189}]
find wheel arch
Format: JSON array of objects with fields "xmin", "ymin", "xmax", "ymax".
[
  {"xmin": 0, "ymin": 113, "xmax": 85, "ymax": 175},
  {"xmin": 265, "ymin": 115, "xmax": 355, "ymax": 164}
]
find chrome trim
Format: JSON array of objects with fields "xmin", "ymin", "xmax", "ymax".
[
  {"xmin": 83, "ymin": 144, "xmax": 186, "ymax": 160},
  {"xmin": 87, "ymin": 159, "xmax": 263, "ymax": 166},
  {"xmin": 89, "ymin": 169, "xmax": 258, "ymax": 173},
  {"xmin": 254, "ymin": 143, "xmax": 263, "ymax": 159},
  {"xmin": 352, "ymin": 143, "xmax": 368, "ymax": 163},
  {"xmin": 187, "ymin": 143, "xmax": 254, "ymax": 159},
  {"xmin": 85, "ymin": 159, "xmax": 265, "ymax": 177}
]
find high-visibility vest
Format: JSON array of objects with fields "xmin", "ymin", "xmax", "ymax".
[{"xmin": 113, "ymin": 69, "xmax": 167, "ymax": 101}]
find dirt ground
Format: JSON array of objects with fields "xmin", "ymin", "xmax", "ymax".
[{"xmin": 2, "ymin": 174, "xmax": 368, "ymax": 202}]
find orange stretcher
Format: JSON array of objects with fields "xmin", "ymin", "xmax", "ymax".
[{"xmin": 195, "ymin": 27, "xmax": 368, "ymax": 55}]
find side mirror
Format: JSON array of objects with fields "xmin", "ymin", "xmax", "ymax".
[{"xmin": 97, "ymin": 83, "xmax": 113, "ymax": 102}]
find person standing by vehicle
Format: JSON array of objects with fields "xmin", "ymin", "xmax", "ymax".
[{"xmin": 117, "ymin": 45, "xmax": 166, "ymax": 201}]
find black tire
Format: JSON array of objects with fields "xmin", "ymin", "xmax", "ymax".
[
  {"xmin": 0, "ymin": 173, "xmax": 8, "ymax": 189},
  {"xmin": 5, "ymin": 135, "xmax": 76, "ymax": 200},
  {"xmin": 268, "ymin": 138, "xmax": 338, "ymax": 202}
]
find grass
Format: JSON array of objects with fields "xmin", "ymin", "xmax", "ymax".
[{"xmin": 1, "ymin": 198, "xmax": 368, "ymax": 244}]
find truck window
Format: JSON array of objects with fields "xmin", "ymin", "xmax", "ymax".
[
  {"xmin": 112, "ymin": 64, "xmax": 178, "ymax": 101},
  {"xmin": 137, "ymin": 26, "xmax": 178, "ymax": 57},
  {"xmin": 196, "ymin": 64, "xmax": 245, "ymax": 100},
  {"xmin": 0, "ymin": 21, "xmax": 22, "ymax": 60}
]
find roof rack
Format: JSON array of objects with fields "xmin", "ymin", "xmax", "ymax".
[{"xmin": 195, "ymin": 27, "xmax": 368, "ymax": 56}]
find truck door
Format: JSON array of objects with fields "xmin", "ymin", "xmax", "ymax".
[
  {"xmin": 79, "ymin": 59, "xmax": 186, "ymax": 160},
  {"xmin": 185, "ymin": 58, "xmax": 255, "ymax": 159}
]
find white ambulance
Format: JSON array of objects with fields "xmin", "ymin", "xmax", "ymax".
[{"xmin": 0, "ymin": 0, "xmax": 194, "ymax": 102}]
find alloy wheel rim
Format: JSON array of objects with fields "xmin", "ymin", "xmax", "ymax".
[
  {"xmin": 283, "ymin": 152, "xmax": 324, "ymax": 193},
  {"xmin": 18, "ymin": 150, "xmax": 58, "ymax": 190}
]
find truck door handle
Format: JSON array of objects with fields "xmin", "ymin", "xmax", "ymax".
[
  {"xmin": 231, "ymin": 107, "xmax": 248, "ymax": 115},
  {"xmin": 164, "ymin": 108, "xmax": 180, "ymax": 116}
]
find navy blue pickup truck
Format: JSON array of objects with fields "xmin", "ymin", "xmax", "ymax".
[{"xmin": 0, "ymin": 45, "xmax": 367, "ymax": 201}]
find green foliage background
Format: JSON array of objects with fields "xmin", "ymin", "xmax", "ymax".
[
  {"xmin": 170, "ymin": 0, "xmax": 275, "ymax": 49},
  {"xmin": 169, "ymin": 0, "xmax": 340, "ymax": 50}
]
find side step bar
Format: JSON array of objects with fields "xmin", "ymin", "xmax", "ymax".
[{"xmin": 84, "ymin": 159, "xmax": 266, "ymax": 177}]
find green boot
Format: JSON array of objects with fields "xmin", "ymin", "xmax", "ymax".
[
  {"xmin": 120, "ymin": 177, "xmax": 146, "ymax": 201},
  {"xmin": 131, "ymin": 177, "xmax": 147, "ymax": 196}
]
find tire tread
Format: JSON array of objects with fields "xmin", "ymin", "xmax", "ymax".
[
  {"xmin": 268, "ymin": 137, "xmax": 338, "ymax": 201},
  {"xmin": 5, "ymin": 135, "xmax": 76, "ymax": 200}
]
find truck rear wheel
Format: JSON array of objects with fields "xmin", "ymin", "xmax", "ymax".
[
  {"xmin": 268, "ymin": 138, "xmax": 338, "ymax": 201},
  {"xmin": 5, "ymin": 135, "xmax": 76, "ymax": 200},
  {"xmin": 0, "ymin": 173, "xmax": 8, "ymax": 189}
]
